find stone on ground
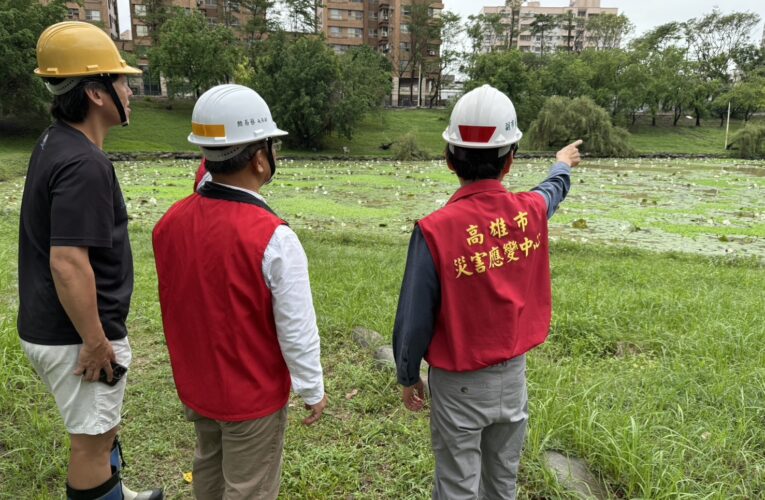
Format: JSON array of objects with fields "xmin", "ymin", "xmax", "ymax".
[
  {"xmin": 544, "ymin": 451, "xmax": 607, "ymax": 499},
  {"xmin": 352, "ymin": 327, "xmax": 385, "ymax": 350},
  {"xmin": 373, "ymin": 346, "xmax": 395, "ymax": 369}
]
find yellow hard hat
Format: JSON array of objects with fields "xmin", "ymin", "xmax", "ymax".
[{"xmin": 34, "ymin": 21, "xmax": 141, "ymax": 78}]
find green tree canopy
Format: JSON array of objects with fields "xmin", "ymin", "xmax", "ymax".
[
  {"xmin": 0, "ymin": 0, "xmax": 66, "ymax": 119},
  {"xmin": 149, "ymin": 10, "xmax": 241, "ymax": 98},
  {"xmin": 526, "ymin": 96, "xmax": 634, "ymax": 156},
  {"xmin": 253, "ymin": 34, "xmax": 338, "ymax": 148},
  {"xmin": 332, "ymin": 46, "xmax": 392, "ymax": 139}
]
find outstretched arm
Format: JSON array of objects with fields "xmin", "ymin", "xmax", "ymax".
[{"xmin": 532, "ymin": 140, "xmax": 582, "ymax": 219}]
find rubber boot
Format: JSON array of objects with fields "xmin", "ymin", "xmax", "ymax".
[
  {"xmin": 66, "ymin": 470, "xmax": 123, "ymax": 500},
  {"xmin": 111, "ymin": 436, "xmax": 164, "ymax": 500}
]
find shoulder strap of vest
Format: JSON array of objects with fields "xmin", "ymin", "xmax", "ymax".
[{"xmin": 198, "ymin": 182, "xmax": 286, "ymax": 222}]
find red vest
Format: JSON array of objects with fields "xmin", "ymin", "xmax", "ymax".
[
  {"xmin": 153, "ymin": 184, "xmax": 291, "ymax": 421},
  {"xmin": 418, "ymin": 180, "xmax": 551, "ymax": 372},
  {"xmin": 193, "ymin": 159, "xmax": 207, "ymax": 191}
]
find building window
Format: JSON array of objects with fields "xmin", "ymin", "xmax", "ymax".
[
  {"xmin": 400, "ymin": 42, "xmax": 410, "ymax": 52},
  {"xmin": 67, "ymin": 8, "xmax": 79, "ymax": 19},
  {"xmin": 348, "ymin": 28, "xmax": 363, "ymax": 38},
  {"xmin": 206, "ymin": 0, "xmax": 218, "ymax": 5},
  {"xmin": 136, "ymin": 25, "xmax": 149, "ymax": 37},
  {"xmin": 402, "ymin": 6, "xmax": 411, "ymax": 17},
  {"xmin": 329, "ymin": 9, "xmax": 342, "ymax": 20},
  {"xmin": 134, "ymin": 4, "xmax": 146, "ymax": 16},
  {"xmin": 400, "ymin": 23, "xmax": 409, "ymax": 33},
  {"xmin": 350, "ymin": 10, "xmax": 363, "ymax": 20},
  {"xmin": 369, "ymin": 11, "xmax": 377, "ymax": 20},
  {"xmin": 332, "ymin": 44, "xmax": 349, "ymax": 54},
  {"xmin": 86, "ymin": 10, "xmax": 101, "ymax": 21},
  {"xmin": 330, "ymin": 26, "xmax": 343, "ymax": 38}
]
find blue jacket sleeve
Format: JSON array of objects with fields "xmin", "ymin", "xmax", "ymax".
[
  {"xmin": 392, "ymin": 225, "xmax": 440, "ymax": 387},
  {"xmin": 531, "ymin": 161, "xmax": 572, "ymax": 219}
]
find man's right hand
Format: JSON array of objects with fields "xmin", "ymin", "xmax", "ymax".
[
  {"xmin": 556, "ymin": 139, "xmax": 583, "ymax": 167},
  {"xmin": 303, "ymin": 394, "xmax": 328, "ymax": 426},
  {"xmin": 74, "ymin": 338, "xmax": 115, "ymax": 382}
]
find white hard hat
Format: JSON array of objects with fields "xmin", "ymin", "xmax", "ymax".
[
  {"xmin": 443, "ymin": 84, "xmax": 522, "ymax": 151},
  {"xmin": 188, "ymin": 84, "xmax": 287, "ymax": 161}
]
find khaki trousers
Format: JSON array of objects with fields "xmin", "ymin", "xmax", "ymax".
[{"xmin": 184, "ymin": 405, "xmax": 288, "ymax": 500}]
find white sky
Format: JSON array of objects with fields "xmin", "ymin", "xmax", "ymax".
[
  {"xmin": 444, "ymin": 0, "xmax": 764, "ymax": 40},
  {"xmin": 118, "ymin": 0, "xmax": 765, "ymax": 42}
]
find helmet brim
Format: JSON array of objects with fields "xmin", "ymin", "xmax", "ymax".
[
  {"xmin": 34, "ymin": 64, "xmax": 143, "ymax": 78},
  {"xmin": 442, "ymin": 128, "xmax": 523, "ymax": 149},
  {"xmin": 188, "ymin": 127, "xmax": 289, "ymax": 147}
]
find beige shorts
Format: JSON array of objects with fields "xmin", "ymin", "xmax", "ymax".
[{"xmin": 21, "ymin": 338, "xmax": 132, "ymax": 435}]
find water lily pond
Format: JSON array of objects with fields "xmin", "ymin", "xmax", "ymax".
[{"xmin": 3, "ymin": 157, "xmax": 761, "ymax": 259}]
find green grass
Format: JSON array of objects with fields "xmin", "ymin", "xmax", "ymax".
[
  {"xmin": 3, "ymin": 102, "xmax": 763, "ymax": 180},
  {"xmin": 1, "ymin": 158, "xmax": 764, "ymax": 497}
]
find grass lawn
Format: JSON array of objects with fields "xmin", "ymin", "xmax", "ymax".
[
  {"xmin": 2, "ymin": 102, "xmax": 762, "ymax": 180},
  {"xmin": 0, "ymin": 158, "xmax": 764, "ymax": 498}
]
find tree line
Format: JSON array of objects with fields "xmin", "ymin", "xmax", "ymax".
[
  {"xmin": 2, "ymin": 0, "xmax": 763, "ymax": 152},
  {"xmin": 464, "ymin": 9, "xmax": 764, "ymax": 133}
]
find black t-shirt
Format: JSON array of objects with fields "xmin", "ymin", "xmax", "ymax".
[{"xmin": 17, "ymin": 121, "xmax": 133, "ymax": 345}]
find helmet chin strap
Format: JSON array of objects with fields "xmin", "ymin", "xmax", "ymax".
[
  {"xmin": 264, "ymin": 137, "xmax": 277, "ymax": 185},
  {"xmin": 99, "ymin": 75, "xmax": 128, "ymax": 127}
]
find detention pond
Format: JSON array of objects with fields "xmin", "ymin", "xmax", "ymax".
[{"xmin": 2, "ymin": 157, "xmax": 762, "ymax": 259}]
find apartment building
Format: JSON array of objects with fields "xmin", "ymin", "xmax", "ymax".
[
  {"xmin": 321, "ymin": 0, "xmax": 444, "ymax": 106},
  {"xmin": 126, "ymin": 0, "xmax": 255, "ymax": 94},
  {"xmin": 40, "ymin": 0, "xmax": 120, "ymax": 39},
  {"xmin": 481, "ymin": 0, "xmax": 619, "ymax": 54}
]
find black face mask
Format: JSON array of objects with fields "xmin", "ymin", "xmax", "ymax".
[{"xmin": 265, "ymin": 137, "xmax": 277, "ymax": 182}]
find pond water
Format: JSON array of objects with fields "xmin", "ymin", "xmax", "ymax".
[{"xmin": 2, "ymin": 157, "xmax": 762, "ymax": 259}]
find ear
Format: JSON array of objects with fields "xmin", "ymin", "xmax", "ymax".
[
  {"xmin": 251, "ymin": 148, "xmax": 270, "ymax": 180},
  {"xmin": 83, "ymin": 85, "xmax": 107, "ymax": 109},
  {"xmin": 500, "ymin": 152, "xmax": 514, "ymax": 179},
  {"xmin": 445, "ymin": 149, "xmax": 456, "ymax": 174}
]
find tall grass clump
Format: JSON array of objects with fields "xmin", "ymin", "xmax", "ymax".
[
  {"xmin": 392, "ymin": 133, "xmax": 429, "ymax": 161},
  {"xmin": 729, "ymin": 123, "xmax": 765, "ymax": 159},
  {"xmin": 526, "ymin": 96, "xmax": 635, "ymax": 157}
]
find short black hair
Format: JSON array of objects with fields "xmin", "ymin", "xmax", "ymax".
[
  {"xmin": 446, "ymin": 144, "xmax": 516, "ymax": 181},
  {"xmin": 47, "ymin": 75, "xmax": 120, "ymax": 123},
  {"xmin": 204, "ymin": 142, "xmax": 263, "ymax": 175}
]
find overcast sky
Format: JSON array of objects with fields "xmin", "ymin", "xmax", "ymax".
[
  {"xmin": 444, "ymin": 0, "xmax": 764, "ymax": 40},
  {"xmin": 118, "ymin": 0, "xmax": 765, "ymax": 42}
]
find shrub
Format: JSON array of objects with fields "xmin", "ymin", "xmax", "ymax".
[
  {"xmin": 392, "ymin": 133, "xmax": 428, "ymax": 161},
  {"xmin": 729, "ymin": 124, "xmax": 765, "ymax": 159},
  {"xmin": 526, "ymin": 96, "xmax": 635, "ymax": 157}
]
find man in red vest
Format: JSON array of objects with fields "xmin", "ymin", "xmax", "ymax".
[
  {"xmin": 153, "ymin": 84, "xmax": 327, "ymax": 499},
  {"xmin": 393, "ymin": 85, "xmax": 582, "ymax": 499}
]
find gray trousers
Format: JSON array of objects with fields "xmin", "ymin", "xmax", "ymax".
[{"xmin": 430, "ymin": 355, "xmax": 528, "ymax": 500}]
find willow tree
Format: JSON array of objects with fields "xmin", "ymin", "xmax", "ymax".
[{"xmin": 526, "ymin": 96, "xmax": 634, "ymax": 156}]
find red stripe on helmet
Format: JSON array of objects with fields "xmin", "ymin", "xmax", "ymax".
[{"xmin": 458, "ymin": 125, "xmax": 496, "ymax": 143}]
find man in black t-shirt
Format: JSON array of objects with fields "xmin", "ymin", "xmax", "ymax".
[{"xmin": 17, "ymin": 22, "xmax": 162, "ymax": 500}]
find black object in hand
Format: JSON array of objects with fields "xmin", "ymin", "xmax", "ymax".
[{"xmin": 98, "ymin": 362, "xmax": 128, "ymax": 386}]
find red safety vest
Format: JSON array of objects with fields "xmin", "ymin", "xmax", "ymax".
[
  {"xmin": 153, "ymin": 183, "xmax": 291, "ymax": 421},
  {"xmin": 193, "ymin": 159, "xmax": 207, "ymax": 191},
  {"xmin": 418, "ymin": 180, "xmax": 552, "ymax": 372}
]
